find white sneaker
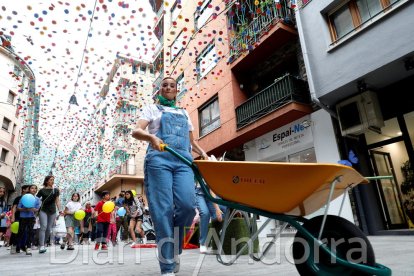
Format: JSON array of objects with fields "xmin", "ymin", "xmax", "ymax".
[
  {"xmin": 200, "ymin": 245, "xmax": 217, "ymax": 255},
  {"xmin": 173, "ymin": 255, "xmax": 180, "ymax": 273},
  {"xmin": 130, "ymin": 242, "xmax": 137, "ymax": 248},
  {"xmin": 161, "ymin": 273, "xmax": 175, "ymax": 276},
  {"xmin": 142, "ymin": 237, "xmax": 147, "ymax": 244}
]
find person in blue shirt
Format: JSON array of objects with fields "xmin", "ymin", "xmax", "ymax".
[{"xmin": 17, "ymin": 184, "xmax": 41, "ymax": 255}]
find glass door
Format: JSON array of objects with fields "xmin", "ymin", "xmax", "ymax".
[{"xmin": 370, "ymin": 150, "xmax": 407, "ymax": 229}]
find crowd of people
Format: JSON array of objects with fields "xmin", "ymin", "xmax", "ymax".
[{"xmin": 0, "ymin": 178, "xmax": 153, "ymax": 255}]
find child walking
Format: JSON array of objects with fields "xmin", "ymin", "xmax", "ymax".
[
  {"xmin": 94, "ymin": 191, "xmax": 111, "ymax": 250},
  {"xmin": 106, "ymin": 201, "xmax": 117, "ymax": 246},
  {"xmin": 62, "ymin": 193, "xmax": 82, "ymax": 250},
  {"xmin": 17, "ymin": 184, "xmax": 41, "ymax": 255}
]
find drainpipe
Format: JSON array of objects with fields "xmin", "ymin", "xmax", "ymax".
[{"xmin": 295, "ymin": 8, "xmax": 338, "ymax": 119}]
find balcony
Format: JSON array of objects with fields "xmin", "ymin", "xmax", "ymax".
[
  {"xmin": 95, "ymin": 160, "xmax": 143, "ymax": 191},
  {"xmin": 236, "ymin": 74, "xmax": 311, "ymax": 129},
  {"xmin": 228, "ymin": 1, "xmax": 297, "ymax": 72},
  {"xmin": 113, "ymin": 162, "xmax": 136, "ymax": 176}
]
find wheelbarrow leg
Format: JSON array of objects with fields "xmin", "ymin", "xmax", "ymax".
[
  {"xmin": 318, "ymin": 176, "xmax": 342, "ymax": 240},
  {"xmin": 216, "ymin": 209, "xmax": 272, "ymax": 265},
  {"xmin": 251, "ymin": 220, "xmax": 288, "ymax": 262}
]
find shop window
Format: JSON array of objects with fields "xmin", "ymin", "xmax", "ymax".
[
  {"xmin": 199, "ymin": 97, "xmax": 220, "ymax": 136},
  {"xmin": 328, "ymin": 0, "xmax": 402, "ymax": 44},
  {"xmin": 288, "ymin": 148, "xmax": 316, "ymax": 163}
]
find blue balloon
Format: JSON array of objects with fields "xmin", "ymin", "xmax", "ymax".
[
  {"xmin": 117, "ymin": 207, "xmax": 126, "ymax": 217},
  {"xmin": 21, "ymin": 194, "xmax": 36, "ymax": 208}
]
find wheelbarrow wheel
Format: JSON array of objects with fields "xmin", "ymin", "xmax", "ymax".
[{"xmin": 292, "ymin": 215, "xmax": 375, "ymax": 275}]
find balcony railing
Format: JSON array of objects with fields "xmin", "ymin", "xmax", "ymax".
[
  {"xmin": 154, "ymin": 36, "xmax": 164, "ymax": 58},
  {"xmin": 229, "ymin": 2, "xmax": 294, "ymax": 62},
  {"xmin": 235, "ymin": 74, "xmax": 310, "ymax": 129},
  {"xmin": 116, "ymin": 163, "xmax": 136, "ymax": 175}
]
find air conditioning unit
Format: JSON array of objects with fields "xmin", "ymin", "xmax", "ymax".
[{"xmin": 336, "ymin": 90, "xmax": 384, "ymax": 136}]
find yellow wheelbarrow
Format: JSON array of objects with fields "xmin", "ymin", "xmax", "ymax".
[{"xmin": 160, "ymin": 145, "xmax": 392, "ymax": 275}]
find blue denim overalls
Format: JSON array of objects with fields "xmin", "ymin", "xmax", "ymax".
[{"xmin": 144, "ymin": 105, "xmax": 196, "ymax": 274}]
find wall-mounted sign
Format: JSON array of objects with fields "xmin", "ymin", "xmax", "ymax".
[{"xmin": 254, "ymin": 116, "xmax": 313, "ymax": 160}]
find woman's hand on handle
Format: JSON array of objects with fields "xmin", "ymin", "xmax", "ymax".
[{"xmin": 149, "ymin": 135, "xmax": 164, "ymax": 151}]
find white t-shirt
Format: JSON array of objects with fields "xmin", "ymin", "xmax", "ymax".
[
  {"xmin": 65, "ymin": 201, "xmax": 82, "ymax": 214},
  {"xmin": 138, "ymin": 104, "xmax": 194, "ymax": 135}
]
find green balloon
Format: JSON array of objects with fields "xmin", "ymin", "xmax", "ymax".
[{"xmin": 11, "ymin": 222, "xmax": 19, "ymax": 234}]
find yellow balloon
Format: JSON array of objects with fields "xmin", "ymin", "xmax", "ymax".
[
  {"xmin": 102, "ymin": 201, "xmax": 115, "ymax": 213},
  {"xmin": 11, "ymin": 222, "xmax": 19, "ymax": 234},
  {"xmin": 74, "ymin": 210, "xmax": 86, "ymax": 220},
  {"xmin": 131, "ymin": 189, "xmax": 137, "ymax": 196}
]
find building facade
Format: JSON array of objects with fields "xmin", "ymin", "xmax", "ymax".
[
  {"xmin": 296, "ymin": 0, "xmax": 414, "ymax": 234},
  {"xmin": 0, "ymin": 35, "xmax": 40, "ymax": 203},
  {"xmin": 149, "ymin": 0, "xmax": 358, "ymax": 237},
  {"xmin": 88, "ymin": 55, "xmax": 155, "ymax": 203}
]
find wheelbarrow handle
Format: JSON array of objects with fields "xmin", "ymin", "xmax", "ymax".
[
  {"xmin": 159, "ymin": 144, "xmax": 194, "ymax": 167},
  {"xmin": 159, "ymin": 144, "xmax": 223, "ymax": 205}
]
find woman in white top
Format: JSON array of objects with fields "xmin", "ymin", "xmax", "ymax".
[
  {"xmin": 62, "ymin": 193, "xmax": 82, "ymax": 250},
  {"xmin": 132, "ymin": 77, "xmax": 208, "ymax": 275}
]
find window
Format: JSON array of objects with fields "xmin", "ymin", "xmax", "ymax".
[
  {"xmin": 13, "ymin": 65, "xmax": 22, "ymax": 76},
  {"xmin": 171, "ymin": 0, "xmax": 181, "ymax": 23},
  {"xmin": 176, "ymin": 73, "xmax": 186, "ymax": 100},
  {"xmin": 196, "ymin": 42, "xmax": 217, "ymax": 80},
  {"xmin": 132, "ymin": 64, "xmax": 138, "ymax": 74},
  {"xmin": 329, "ymin": 0, "xmax": 399, "ymax": 43},
  {"xmin": 8, "ymin": 91, "xmax": 16, "ymax": 104},
  {"xmin": 0, "ymin": 148, "xmax": 8, "ymax": 162},
  {"xmin": 2, "ymin": 117, "xmax": 11, "ymax": 131},
  {"xmin": 140, "ymin": 64, "xmax": 146, "ymax": 75},
  {"xmin": 199, "ymin": 97, "xmax": 220, "ymax": 136},
  {"xmin": 170, "ymin": 31, "xmax": 185, "ymax": 61},
  {"xmin": 288, "ymin": 148, "xmax": 317, "ymax": 163},
  {"xmin": 195, "ymin": 0, "xmax": 213, "ymax": 30}
]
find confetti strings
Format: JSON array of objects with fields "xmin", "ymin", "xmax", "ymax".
[
  {"xmin": 73, "ymin": 0, "xmax": 99, "ymax": 97},
  {"xmin": 49, "ymin": 0, "xmax": 99, "ymax": 175}
]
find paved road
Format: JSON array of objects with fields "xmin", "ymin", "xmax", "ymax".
[{"xmin": 0, "ymin": 236, "xmax": 413, "ymax": 275}]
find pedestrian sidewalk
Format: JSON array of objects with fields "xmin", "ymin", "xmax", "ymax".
[{"xmin": 0, "ymin": 236, "xmax": 412, "ymax": 275}]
